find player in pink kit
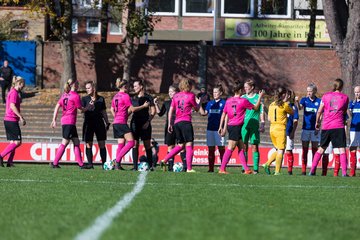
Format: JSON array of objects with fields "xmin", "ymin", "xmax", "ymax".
[
  {"xmin": 218, "ymin": 81, "xmax": 264, "ymax": 174},
  {"xmin": 50, "ymin": 79, "xmax": 92, "ymax": 169},
  {"xmin": 160, "ymin": 79, "xmax": 199, "ymax": 172},
  {"xmin": 0, "ymin": 76, "xmax": 26, "ymax": 167},
  {"xmin": 309, "ymin": 79, "xmax": 349, "ymax": 176},
  {"xmin": 111, "ymin": 78, "xmax": 149, "ymax": 170}
]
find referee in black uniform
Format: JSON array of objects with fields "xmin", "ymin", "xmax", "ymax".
[
  {"xmin": 131, "ymin": 80, "xmax": 156, "ymax": 170},
  {"xmin": 82, "ymin": 81, "xmax": 110, "ymax": 168}
]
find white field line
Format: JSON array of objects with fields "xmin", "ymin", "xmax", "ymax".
[
  {"xmin": 0, "ymin": 177, "xmax": 359, "ymax": 189},
  {"xmin": 74, "ymin": 171, "xmax": 148, "ymax": 240}
]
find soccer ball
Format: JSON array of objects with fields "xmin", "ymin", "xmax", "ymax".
[
  {"xmin": 173, "ymin": 162, "xmax": 183, "ymax": 172},
  {"xmin": 103, "ymin": 160, "xmax": 115, "ymax": 170},
  {"xmin": 138, "ymin": 162, "xmax": 149, "ymax": 172}
]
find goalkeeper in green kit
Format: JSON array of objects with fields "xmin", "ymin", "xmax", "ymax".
[{"xmin": 241, "ymin": 80, "xmax": 265, "ymax": 174}]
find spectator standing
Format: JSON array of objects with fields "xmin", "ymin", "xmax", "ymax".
[{"xmin": 0, "ymin": 60, "xmax": 14, "ymax": 104}]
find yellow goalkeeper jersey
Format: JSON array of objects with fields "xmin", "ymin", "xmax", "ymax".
[{"xmin": 268, "ymin": 101, "xmax": 294, "ymax": 128}]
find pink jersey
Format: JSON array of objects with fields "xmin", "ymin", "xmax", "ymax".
[
  {"xmin": 4, "ymin": 88, "xmax": 21, "ymax": 122},
  {"xmin": 321, "ymin": 91, "xmax": 349, "ymax": 130},
  {"xmin": 58, "ymin": 91, "xmax": 82, "ymax": 125},
  {"xmin": 223, "ymin": 96, "xmax": 254, "ymax": 126},
  {"xmin": 112, "ymin": 92, "xmax": 132, "ymax": 124},
  {"xmin": 171, "ymin": 91, "xmax": 197, "ymax": 124}
]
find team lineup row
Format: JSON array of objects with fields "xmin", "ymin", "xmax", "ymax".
[{"xmin": 0, "ymin": 77, "xmax": 356, "ymax": 177}]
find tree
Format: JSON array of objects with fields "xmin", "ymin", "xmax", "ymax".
[
  {"xmin": 4, "ymin": 0, "xmax": 158, "ymax": 85},
  {"xmin": 107, "ymin": 0, "xmax": 159, "ymax": 81},
  {"xmin": 322, "ymin": 0, "xmax": 360, "ymax": 94},
  {"xmin": 306, "ymin": 0, "xmax": 317, "ymax": 47},
  {"xmin": 100, "ymin": 1, "xmax": 109, "ymax": 43},
  {"xmin": 0, "ymin": 1, "xmax": 76, "ymax": 88},
  {"xmin": 26, "ymin": 0, "xmax": 76, "ymax": 88}
]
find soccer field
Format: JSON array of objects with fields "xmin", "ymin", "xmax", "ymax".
[{"xmin": 0, "ymin": 165, "xmax": 359, "ymax": 240}]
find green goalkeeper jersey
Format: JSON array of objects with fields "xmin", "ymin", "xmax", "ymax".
[{"xmin": 242, "ymin": 93, "xmax": 263, "ymax": 128}]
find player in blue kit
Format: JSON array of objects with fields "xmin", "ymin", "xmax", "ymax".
[
  {"xmin": 199, "ymin": 84, "xmax": 226, "ymax": 172},
  {"xmin": 348, "ymin": 86, "xmax": 360, "ymax": 177},
  {"xmin": 295, "ymin": 83, "xmax": 321, "ymax": 175}
]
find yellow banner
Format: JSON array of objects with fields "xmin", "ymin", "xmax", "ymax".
[{"xmin": 225, "ymin": 19, "xmax": 330, "ymax": 42}]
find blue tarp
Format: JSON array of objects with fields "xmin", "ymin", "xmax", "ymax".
[{"xmin": 0, "ymin": 41, "xmax": 36, "ymax": 86}]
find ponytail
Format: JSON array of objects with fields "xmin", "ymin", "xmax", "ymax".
[
  {"xmin": 64, "ymin": 78, "xmax": 77, "ymax": 93},
  {"xmin": 275, "ymin": 87, "xmax": 287, "ymax": 106},
  {"xmin": 12, "ymin": 76, "xmax": 24, "ymax": 87},
  {"xmin": 116, "ymin": 78, "xmax": 128, "ymax": 89},
  {"xmin": 333, "ymin": 78, "xmax": 344, "ymax": 92}
]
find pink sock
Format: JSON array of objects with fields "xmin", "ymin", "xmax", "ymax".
[
  {"xmin": 115, "ymin": 143, "xmax": 125, "ymax": 163},
  {"xmin": 310, "ymin": 152, "xmax": 322, "ymax": 174},
  {"xmin": 74, "ymin": 145, "xmax": 84, "ymax": 167},
  {"xmin": 220, "ymin": 149, "xmax": 233, "ymax": 171},
  {"xmin": 239, "ymin": 149, "xmax": 249, "ymax": 171},
  {"xmin": 54, "ymin": 144, "xmax": 66, "ymax": 165},
  {"xmin": 117, "ymin": 141, "xmax": 135, "ymax": 163},
  {"xmin": 164, "ymin": 145, "xmax": 183, "ymax": 162},
  {"xmin": 340, "ymin": 153, "xmax": 347, "ymax": 176},
  {"xmin": 1, "ymin": 143, "xmax": 17, "ymax": 158},
  {"xmin": 186, "ymin": 146, "xmax": 193, "ymax": 170}
]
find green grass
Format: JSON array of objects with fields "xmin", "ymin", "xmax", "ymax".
[{"xmin": 0, "ymin": 164, "xmax": 359, "ymax": 240}]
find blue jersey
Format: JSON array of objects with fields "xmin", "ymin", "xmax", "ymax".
[
  {"xmin": 286, "ymin": 103, "xmax": 299, "ymax": 136},
  {"xmin": 349, "ymin": 100, "xmax": 360, "ymax": 131},
  {"xmin": 299, "ymin": 96, "xmax": 321, "ymax": 130},
  {"xmin": 205, "ymin": 99, "xmax": 226, "ymax": 131}
]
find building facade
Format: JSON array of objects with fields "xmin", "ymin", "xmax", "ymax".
[
  {"xmin": 0, "ymin": 0, "xmax": 330, "ymax": 47},
  {"xmin": 146, "ymin": 0, "xmax": 330, "ymax": 47}
]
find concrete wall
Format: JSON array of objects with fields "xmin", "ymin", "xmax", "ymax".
[{"xmin": 42, "ymin": 43, "xmax": 341, "ymax": 95}]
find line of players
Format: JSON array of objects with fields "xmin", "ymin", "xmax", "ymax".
[
  {"xmin": 0, "ymin": 77, "xmax": 356, "ymax": 177},
  {"xmin": 158, "ymin": 78, "xmax": 355, "ymax": 176}
]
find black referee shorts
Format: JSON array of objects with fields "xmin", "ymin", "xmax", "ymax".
[
  {"xmin": 131, "ymin": 121, "xmax": 152, "ymax": 141},
  {"xmin": 83, "ymin": 121, "xmax": 107, "ymax": 142}
]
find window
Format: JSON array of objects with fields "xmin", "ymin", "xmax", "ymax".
[
  {"xmin": 294, "ymin": 0, "xmax": 324, "ymax": 19},
  {"xmin": 258, "ymin": 0, "xmax": 291, "ymax": 18},
  {"xmin": 109, "ymin": 21, "xmax": 122, "ymax": 35},
  {"xmin": 86, "ymin": 19, "xmax": 101, "ymax": 34},
  {"xmin": 10, "ymin": 20, "xmax": 28, "ymax": 40},
  {"xmin": 148, "ymin": 0, "xmax": 179, "ymax": 16},
  {"xmin": 295, "ymin": 9, "xmax": 324, "ymax": 19},
  {"xmin": 182, "ymin": 0, "xmax": 214, "ymax": 16},
  {"xmin": 221, "ymin": 0, "xmax": 254, "ymax": 17},
  {"xmin": 72, "ymin": 18, "xmax": 78, "ymax": 34},
  {"xmin": 82, "ymin": 0, "xmax": 101, "ymax": 8}
]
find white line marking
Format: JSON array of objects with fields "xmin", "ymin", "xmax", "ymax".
[
  {"xmin": 74, "ymin": 171, "xmax": 148, "ymax": 240},
  {"xmin": 0, "ymin": 178, "xmax": 359, "ymax": 189}
]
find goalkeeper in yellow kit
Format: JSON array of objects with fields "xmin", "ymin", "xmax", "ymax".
[{"xmin": 263, "ymin": 87, "xmax": 294, "ymax": 175}]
